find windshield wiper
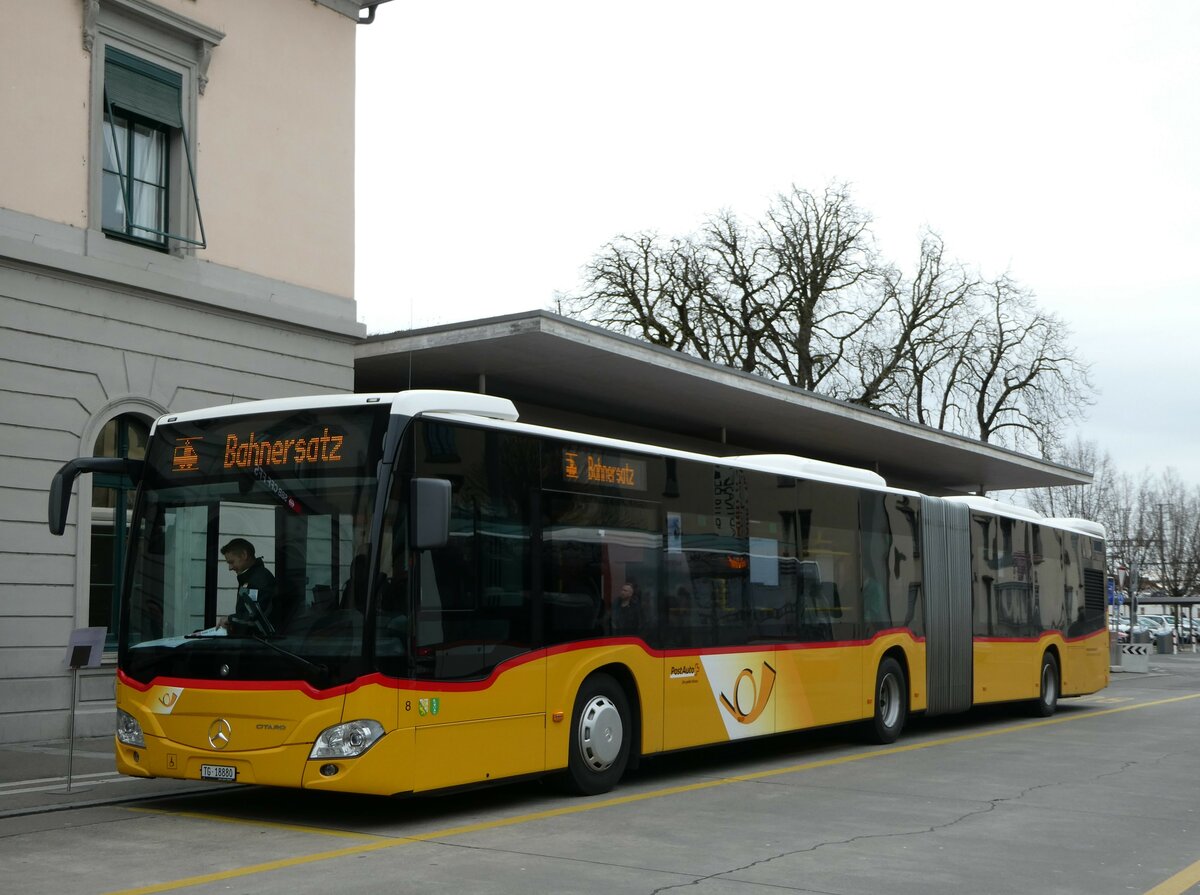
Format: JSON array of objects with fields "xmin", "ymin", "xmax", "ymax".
[{"xmin": 252, "ymin": 634, "xmax": 329, "ymax": 682}]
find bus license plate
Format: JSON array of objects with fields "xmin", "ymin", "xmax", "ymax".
[{"xmin": 201, "ymin": 764, "xmax": 237, "ymax": 782}]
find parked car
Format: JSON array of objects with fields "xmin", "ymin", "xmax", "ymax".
[
  {"xmin": 1140, "ymin": 616, "xmax": 1169, "ymax": 634},
  {"xmin": 1160, "ymin": 616, "xmax": 1196, "ymax": 644},
  {"xmin": 1118, "ymin": 618, "xmax": 1165, "ymax": 643},
  {"xmin": 1141, "ymin": 614, "xmax": 1191, "ymax": 644}
]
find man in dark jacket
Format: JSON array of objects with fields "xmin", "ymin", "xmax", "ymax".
[
  {"xmin": 220, "ymin": 538, "xmax": 279, "ymax": 632},
  {"xmin": 610, "ymin": 579, "xmax": 643, "ymax": 636}
]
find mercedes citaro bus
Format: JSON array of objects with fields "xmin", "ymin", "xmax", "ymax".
[{"xmin": 49, "ymin": 390, "xmax": 1109, "ymax": 796}]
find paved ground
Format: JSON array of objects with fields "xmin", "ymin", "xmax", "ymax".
[
  {"xmin": 2, "ymin": 654, "xmax": 1199, "ymax": 894},
  {"xmin": 0, "ymin": 733, "xmax": 207, "ymax": 819}
]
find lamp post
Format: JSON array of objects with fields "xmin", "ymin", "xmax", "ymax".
[{"xmin": 1129, "ymin": 562, "xmax": 1139, "ymax": 632}]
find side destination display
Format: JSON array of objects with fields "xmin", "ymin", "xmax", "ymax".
[{"xmin": 562, "ymin": 448, "xmax": 646, "ymax": 491}]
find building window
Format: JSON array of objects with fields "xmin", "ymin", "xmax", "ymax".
[
  {"xmin": 102, "ymin": 48, "xmax": 176, "ymax": 248},
  {"xmin": 90, "ymin": 414, "xmax": 150, "ymax": 647},
  {"xmin": 86, "ymin": 3, "xmax": 223, "ymax": 254}
]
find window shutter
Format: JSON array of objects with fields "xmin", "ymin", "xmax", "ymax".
[{"xmin": 104, "ymin": 46, "xmax": 183, "ymax": 128}]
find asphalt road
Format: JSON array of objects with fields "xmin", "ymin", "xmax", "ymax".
[{"xmin": 3, "ymin": 656, "xmax": 1199, "ymax": 895}]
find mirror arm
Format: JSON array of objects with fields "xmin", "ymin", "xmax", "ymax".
[{"xmin": 48, "ymin": 458, "xmax": 145, "ymax": 535}]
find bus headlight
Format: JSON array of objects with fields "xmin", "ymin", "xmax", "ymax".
[
  {"xmin": 117, "ymin": 709, "xmax": 145, "ymax": 748},
  {"xmin": 310, "ymin": 720, "xmax": 385, "ymax": 759}
]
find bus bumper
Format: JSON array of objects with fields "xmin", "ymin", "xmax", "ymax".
[{"xmin": 115, "ymin": 728, "xmax": 414, "ymax": 796}]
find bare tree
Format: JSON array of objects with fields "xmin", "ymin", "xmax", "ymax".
[
  {"xmin": 1076, "ymin": 465, "xmax": 1200, "ymax": 598},
  {"xmin": 845, "ymin": 231, "xmax": 977, "ymax": 416},
  {"xmin": 756, "ymin": 184, "xmax": 880, "ymax": 390},
  {"xmin": 697, "ymin": 210, "xmax": 784, "ymax": 373},
  {"xmin": 955, "ymin": 277, "xmax": 1094, "ymax": 453},
  {"xmin": 561, "ymin": 183, "xmax": 884, "ymax": 385},
  {"xmin": 1151, "ymin": 471, "xmax": 1200, "ymax": 597},
  {"xmin": 560, "ymin": 182, "xmax": 1096, "ymax": 458},
  {"xmin": 563, "ymin": 232, "xmax": 701, "ymax": 352},
  {"xmin": 1127, "ymin": 472, "xmax": 1162, "ymax": 575},
  {"xmin": 1025, "ymin": 436, "xmax": 1118, "ymax": 521}
]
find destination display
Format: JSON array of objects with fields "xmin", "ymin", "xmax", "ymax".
[
  {"xmin": 562, "ymin": 447, "xmax": 646, "ymax": 491},
  {"xmin": 150, "ymin": 406, "xmax": 390, "ymax": 482},
  {"xmin": 221, "ymin": 427, "xmax": 345, "ymax": 470}
]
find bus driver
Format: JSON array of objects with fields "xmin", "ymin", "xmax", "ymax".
[{"xmin": 219, "ymin": 538, "xmax": 279, "ymax": 632}]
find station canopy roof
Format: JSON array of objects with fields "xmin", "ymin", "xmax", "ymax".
[{"xmin": 354, "ymin": 311, "xmax": 1092, "ymax": 496}]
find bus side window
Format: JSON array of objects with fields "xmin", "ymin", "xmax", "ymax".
[
  {"xmin": 542, "ymin": 491, "xmax": 660, "ymax": 647},
  {"xmin": 797, "ymin": 481, "xmax": 859, "ymax": 643}
]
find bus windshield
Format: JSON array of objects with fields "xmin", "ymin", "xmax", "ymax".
[{"xmin": 120, "ymin": 404, "xmax": 393, "ymax": 688}]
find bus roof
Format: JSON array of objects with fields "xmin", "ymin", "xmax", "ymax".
[
  {"xmin": 150, "ymin": 390, "xmax": 1105, "ymax": 538},
  {"xmin": 151, "ymin": 390, "xmax": 518, "ymax": 432},
  {"xmin": 945, "ymin": 495, "xmax": 1106, "ymax": 539}
]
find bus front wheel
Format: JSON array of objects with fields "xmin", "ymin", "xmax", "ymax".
[
  {"xmin": 868, "ymin": 656, "xmax": 907, "ymax": 744},
  {"xmin": 1031, "ymin": 651, "xmax": 1060, "ymax": 717},
  {"xmin": 563, "ymin": 672, "xmax": 631, "ymax": 796}
]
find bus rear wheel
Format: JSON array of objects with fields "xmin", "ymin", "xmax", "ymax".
[
  {"xmin": 563, "ymin": 672, "xmax": 631, "ymax": 796},
  {"xmin": 867, "ymin": 656, "xmax": 907, "ymax": 744},
  {"xmin": 1031, "ymin": 651, "xmax": 1059, "ymax": 717}
]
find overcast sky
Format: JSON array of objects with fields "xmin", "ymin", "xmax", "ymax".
[{"xmin": 354, "ymin": 1, "xmax": 1199, "ymax": 484}]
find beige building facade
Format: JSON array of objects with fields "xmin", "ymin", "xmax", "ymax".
[{"xmin": 0, "ymin": 0, "xmax": 374, "ymax": 742}]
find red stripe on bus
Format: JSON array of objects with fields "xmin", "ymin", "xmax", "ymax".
[{"xmin": 118, "ymin": 629, "xmax": 931, "ymax": 698}]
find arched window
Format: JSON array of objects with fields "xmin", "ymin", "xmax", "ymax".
[{"xmin": 90, "ymin": 414, "xmax": 150, "ymax": 646}]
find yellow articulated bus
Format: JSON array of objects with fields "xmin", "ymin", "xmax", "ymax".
[{"xmin": 48, "ymin": 390, "xmax": 1109, "ymax": 797}]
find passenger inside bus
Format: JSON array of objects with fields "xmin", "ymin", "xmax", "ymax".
[{"xmin": 609, "ymin": 579, "xmax": 643, "ymax": 635}]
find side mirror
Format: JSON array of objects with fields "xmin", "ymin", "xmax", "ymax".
[
  {"xmin": 411, "ymin": 477, "xmax": 451, "ymax": 549},
  {"xmin": 48, "ymin": 458, "xmax": 145, "ymax": 536}
]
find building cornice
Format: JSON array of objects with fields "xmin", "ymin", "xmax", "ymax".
[{"xmin": 0, "ymin": 207, "xmax": 364, "ymax": 341}]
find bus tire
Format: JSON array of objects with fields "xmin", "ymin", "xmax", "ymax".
[
  {"xmin": 563, "ymin": 672, "xmax": 631, "ymax": 796},
  {"xmin": 1031, "ymin": 651, "xmax": 1059, "ymax": 717},
  {"xmin": 867, "ymin": 656, "xmax": 907, "ymax": 744}
]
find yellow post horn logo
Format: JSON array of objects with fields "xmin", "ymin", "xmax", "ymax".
[{"xmin": 719, "ymin": 661, "xmax": 776, "ymax": 724}]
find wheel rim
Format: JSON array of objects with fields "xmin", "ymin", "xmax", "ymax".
[
  {"xmin": 878, "ymin": 671, "xmax": 901, "ymax": 729},
  {"xmin": 1042, "ymin": 662, "xmax": 1057, "ymax": 706},
  {"xmin": 578, "ymin": 695, "xmax": 623, "ymax": 771}
]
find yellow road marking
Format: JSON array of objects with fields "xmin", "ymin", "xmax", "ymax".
[
  {"xmin": 105, "ymin": 691, "xmax": 1200, "ymax": 895},
  {"xmin": 1145, "ymin": 856, "xmax": 1200, "ymax": 895}
]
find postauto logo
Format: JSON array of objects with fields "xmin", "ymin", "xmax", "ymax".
[
  {"xmin": 718, "ymin": 661, "xmax": 777, "ymax": 724},
  {"xmin": 699, "ymin": 653, "xmax": 779, "ymax": 739}
]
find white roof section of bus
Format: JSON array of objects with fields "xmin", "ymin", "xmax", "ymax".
[
  {"xmin": 424, "ymin": 409, "xmax": 901, "ymax": 493},
  {"xmin": 391, "ymin": 390, "xmax": 518, "ymax": 421},
  {"xmin": 1044, "ymin": 517, "xmax": 1107, "ymax": 539},
  {"xmin": 725, "ymin": 453, "xmax": 887, "ymax": 489},
  {"xmin": 944, "ymin": 495, "xmax": 1106, "ymax": 539},
  {"xmin": 150, "ymin": 393, "xmax": 395, "ymax": 433},
  {"xmin": 150, "ymin": 390, "xmax": 518, "ymax": 435}
]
